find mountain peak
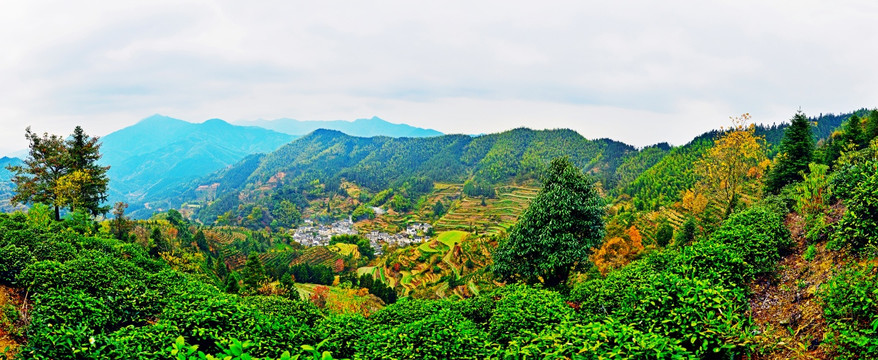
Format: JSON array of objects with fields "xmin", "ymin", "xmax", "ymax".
[
  {"xmin": 137, "ymin": 114, "xmax": 183, "ymax": 125},
  {"xmin": 202, "ymin": 118, "xmax": 232, "ymax": 127}
]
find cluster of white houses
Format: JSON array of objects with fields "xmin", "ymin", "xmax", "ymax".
[{"xmin": 292, "ymin": 218, "xmax": 433, "ymax": 254}]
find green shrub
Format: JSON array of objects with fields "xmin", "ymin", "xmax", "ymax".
[
  {"xmin": 0, "ymin": 244, "xmax": 32, "ymax": 284},
  {"xmin": 709, "ymin": 206, "xmax": 792, "ymax": 274},
  {"xmin": 674, "ymin": 239, "xmax": 754, "ymax": 289},
  {"xmin": 317, "ymin": 314, "xmax": 370, "ymax": 358},
  {"xmin": 488, "ymin": 284, "xmax": 572, "ymax": 344},
  {"xmin": 368, "ymin": 298, "xmax": 446, "ymax": 327},
  {"xmin": 449, "ymin": 294, "xmax": 496, "ymax": 326},
  {"xmin": 362, "ymin": 309, "xmax": 490, "ymax": 360},
  {"xmin": 502, "ymin": 318, "xmax": 695, "ymax": 359},
  {"xmin": 570, "ymin": 260, "xmax": 754, "ymax": 357},
  {"xmin": 803, "ymin": 244, "xmax": 817, "ymax": 261},
  {"xmin": 830, "ymin": 140, "xmax": 878, "ymax": 251},
  {"xmin": 819, "ymin": 264, "xmax": 878, "ymax": 359}
]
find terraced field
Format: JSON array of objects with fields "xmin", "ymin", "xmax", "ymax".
[
  {"xmin": 289, "ymin": 246, "xmax": 343, "ymax": 267},
  {"xmin": 358, "ymin": 231, "xmax": 496, "ymax": 299},
  {"xmin": 434, "ymin": 185, "xmax": 538, "ymax": 235}
]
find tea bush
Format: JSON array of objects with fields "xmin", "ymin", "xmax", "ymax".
[
  {"xmin": 361, "ymin": 308, "xmax": 490, "ymax": 360},
  {"xmin": 487, "ymin": 284, "xmax": 572, "ymax": 344},
  {"xmin": 819, "ymin": 264, "xmax": 878, "ymax": 359},
  {"xmin": 708, "ymin": 206, "xmax": 792, "ymax": 274},
  {"xmin": 502, "ymin": 318, "xmax": 695, "ymax": 359}
]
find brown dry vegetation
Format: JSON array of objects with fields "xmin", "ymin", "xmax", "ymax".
[{"xmin": 0, "ymin": 286, "xmax": 22, "ymax": 358}]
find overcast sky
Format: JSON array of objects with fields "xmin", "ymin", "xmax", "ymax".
[{"xmin": 2, "ymin": 0, "xmax": 877, "ymax": 155}]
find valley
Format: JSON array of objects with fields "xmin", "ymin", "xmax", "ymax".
[{"xmin": 1, "ymin": 109, "xmax": 877, "ymax": 359}]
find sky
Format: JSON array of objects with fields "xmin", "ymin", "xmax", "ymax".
[{"xmin": 2, "ymin": 0, "xmax": 877, "ymax": 155}]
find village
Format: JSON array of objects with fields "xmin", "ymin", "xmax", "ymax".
[{"xmin": 291, "ymin": 218, "xmax": 433, "ymax": 254}]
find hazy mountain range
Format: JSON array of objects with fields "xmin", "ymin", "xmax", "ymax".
[{"xmin": 236, "ymin": 116, "xmax": 443, "ymax": 138}]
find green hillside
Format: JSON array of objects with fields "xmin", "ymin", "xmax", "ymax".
[{"xmin": 185, "ymin": 128, "xmax": 638, "ymax": 225}]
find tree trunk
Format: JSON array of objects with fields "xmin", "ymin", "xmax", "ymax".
[{"xmin": 54, "ymin": 205, "xmax": 60, "ymax": 221}]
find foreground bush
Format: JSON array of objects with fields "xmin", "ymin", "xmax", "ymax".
[
  {"xmin": 501, "ymin": 318, "xmax": 695, "ymax": 359},
  {"xmin": 361, "ymin": 309, "xmax": 490, "ymax": 360},
  {"xmin": 708, "ymin": 206, "xmax": 792, "ymax": 274},
  {"xmin": 819, "ymin": 264, "xmax": 878, "ymax": 359},
  {"xmin": 831, "ymin": 140, "xmax": 878, "ymax": 251}
]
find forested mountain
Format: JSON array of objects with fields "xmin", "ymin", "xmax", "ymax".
[
  {"xmin": 237, "ymin": 116, "xmax": 443, "ymax": 138},
  {"xmin": 99, "ymin": 115, "xmax": 295, "ymax": 217},
  {"xmin": 178, "ymin": 128, "xmax": 645, "ymax": 223},
  {"xmin": 168, "ymin": 111, "xmax": 851, "ymax": 226}
]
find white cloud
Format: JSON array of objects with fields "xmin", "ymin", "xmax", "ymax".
[{"xmin": 1, "ymin": 0, "xmax": 877, "ymax": 154}]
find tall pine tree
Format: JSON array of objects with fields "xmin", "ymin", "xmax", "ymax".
[
  {"xmin": 766, "ymin": 111, "xmax": 814, "ymax": 194},
  {"xmin": 241, "ymin": 253, "xmax": 267, "ymax": 291},
  {"xmin": 67, "ymin": 126, "xmax": 110, "ymax": 216},
  {"xmin": 866, "ymin": 109, "xmax": 878, "ymax": 142},
  {"xmin": 845, "ymin": 114, "xmax": 865, "ymax": 149}
]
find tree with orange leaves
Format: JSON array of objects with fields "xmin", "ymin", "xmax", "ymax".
[{"xmin": 590, "ymin": 226, "xmax": 645, "ymax": 275}]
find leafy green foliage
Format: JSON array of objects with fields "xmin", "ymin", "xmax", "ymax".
[
  {"xmin": 362, "ymin": 308, "xmax": 490, "ymax": 360},
  {"xmin": 708, "ymin": 206, "xmax": 792, "ymax": 274},
  {"xmin": 831, "ymin": 140, "xmax": 878, "ymax": 250},
  {"xmin": 502, "ymin": 317, "xmax": 695, "ymax": 359},
  {"xmin": 487, "ymin": 284, "xmax": 572, "ymax": 344},
  {"xmin": 493, "ymin": 157, "xmax": 605, "ymax": 287},
  {"xmin": 570, "ymin": 253, "xmax": 755, "ymax": 357},
  {"xmin": 819, "ymin": 264, "xmax": 878, "ymax": 359}
]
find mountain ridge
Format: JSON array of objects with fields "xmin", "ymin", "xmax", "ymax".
[{"xmin": 237, "ymin": 116, "xmax": 443, "ymax": 138}]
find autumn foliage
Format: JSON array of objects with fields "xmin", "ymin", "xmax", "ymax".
[
  {"xmin": 689, "ymin": 113, "xmax": 769, "ymax": 222},
  {"xmin": 591, "ymin": 226, "xmax": 645, "ymax": 275}
]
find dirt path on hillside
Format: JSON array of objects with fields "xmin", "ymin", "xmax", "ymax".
[{"xmin": 749, "ymin": 211, "xmax": 846, "ymax": 360}]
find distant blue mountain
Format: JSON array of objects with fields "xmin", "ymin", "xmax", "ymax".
[
  {"xmin": 100, "ymin": 115, "xmax": 296, "ymax": 217},
  {"xmin": 0, "ymin": 156, "xmax": 24, "ymax": 212},
  {"xmin": 0, "ymin": 156, "xmax": 22, "ymax": 182},
  {"xmin": 238, "ymin": 116, "xmax": 443, "ymax": 138}
]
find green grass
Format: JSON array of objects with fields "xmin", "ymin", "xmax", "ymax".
[
  {"xmin": 418, "ymin": 241, "xmax": 449, "ymax": 253},
  {"xmin": 437, "ymin": 231, "xmax": 468, "ymax": 247}
]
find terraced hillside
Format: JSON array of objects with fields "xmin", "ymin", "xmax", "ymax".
[
  {"xmin": 358, "ymin": 231, "xmax": 497, "ymax": 299},
  {"xmin": 433, "ymin": 185, "xmax": 539, "ymax": 235}
]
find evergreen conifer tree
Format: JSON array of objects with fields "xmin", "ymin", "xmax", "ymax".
[
  {"xmin": 845, "ymin": 114, "xmax": 864, "ymax": 149},
  {"xmin": 674, "ymin": 217, "xmax": 697, "ymax": 247},
  {"xmin": 214, "ymin": 256, "xmax": 229, "ymax": 281},
  {"xmin": 241, "ymin": 253, "xmax": 267, "ymax": 290},
  {"xmin": 766, "ymin": 111, "xmax": 814, "ymax": 194},
  {"xmin": 67, "ymin": 126, "xmax": 110, "ymax": 216},
  {"xmin": 866, "ymin": 109, "xmax": 878, "ymax": 141},
  {"xmin": 195, "ymin": 230, "xmax": 209, "ymax": 252}
]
